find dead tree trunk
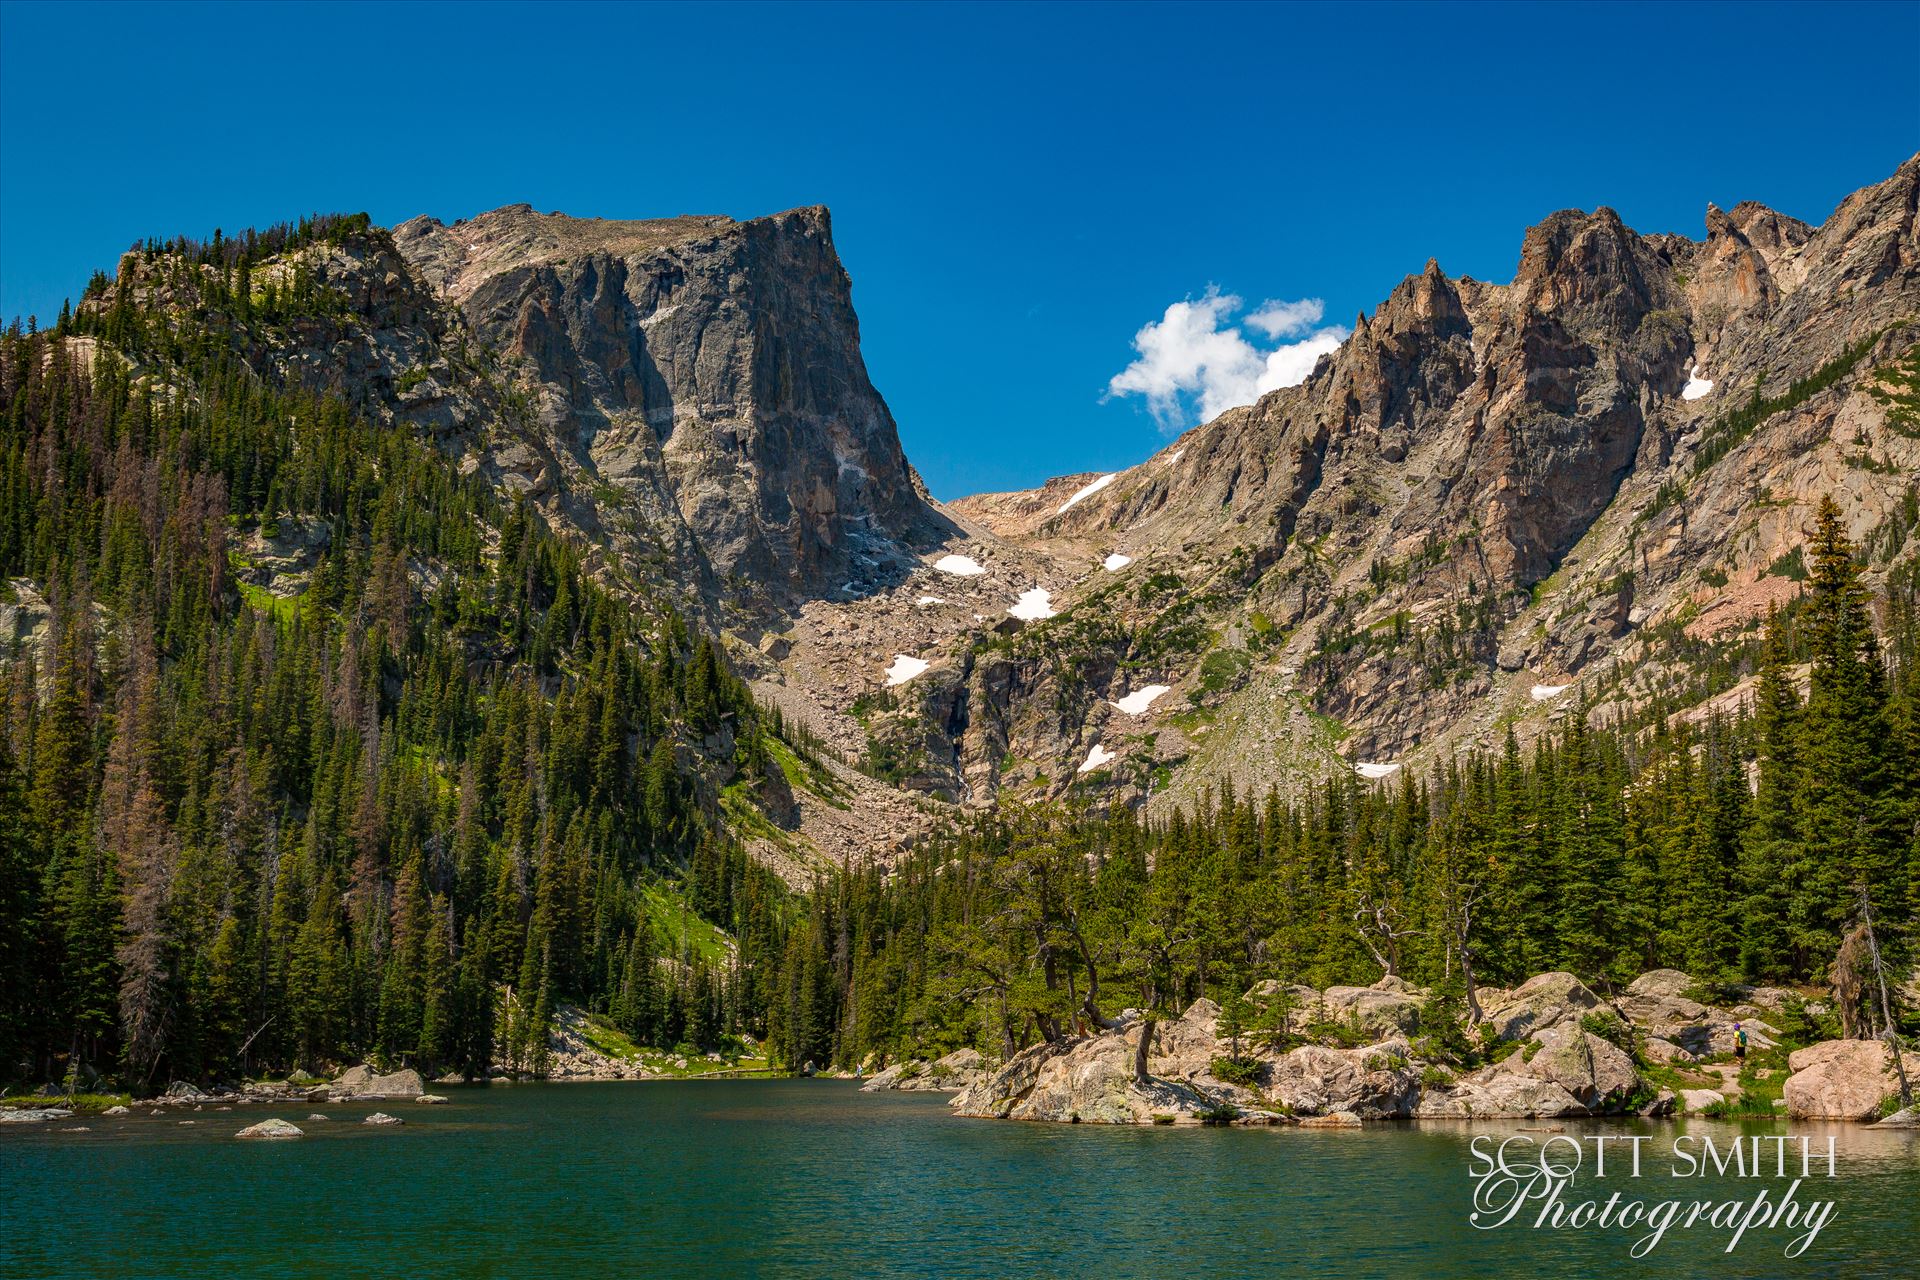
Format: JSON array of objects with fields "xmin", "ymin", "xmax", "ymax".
[
  {"xmin": 1134, "ymin": 1017, "xmax": 1156, "ymax": 1085},
  {"xmin": 1858, "ymin": 889, "xmax": 1913, "ymax": 1108}
]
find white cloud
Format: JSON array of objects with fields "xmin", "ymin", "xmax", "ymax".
[
  {"xmin": 1107, "ymin": 288, "xmax": 1347, "ymax": 432},
  {"xmin": 1246, "ymin": 297, "xmax": 1325, "ymax": 338}
]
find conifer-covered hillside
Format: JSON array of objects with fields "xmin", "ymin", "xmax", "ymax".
[{"xmin": 0, "ymin": 216, "xmax": 816, "ymax": 1090}]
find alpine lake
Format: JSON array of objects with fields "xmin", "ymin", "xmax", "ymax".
[{"xmin": 2, "ymin": 1081, "xmax": 1914, "ymax": 1277}]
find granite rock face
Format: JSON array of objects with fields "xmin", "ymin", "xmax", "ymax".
[{"xmin": 392, "ymin": 205, "xmax": 955, "ymax": 606}]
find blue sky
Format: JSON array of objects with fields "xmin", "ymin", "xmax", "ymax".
[{"xmin": 2, "ymin": 1, "xmax": 1916, "ymax": 499}]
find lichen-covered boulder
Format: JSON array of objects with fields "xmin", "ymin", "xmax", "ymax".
[
  {"xmin": 1479, "ymin": 972, "xmax": 1599, "ymax": 1041},
  {"xmin": 1523, "ymin": 1026, "xmax": 1642, "ymax": 1110}
]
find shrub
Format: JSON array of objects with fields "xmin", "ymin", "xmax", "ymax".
[
  {"xmin": 1579, "ymin": 1010, "xmax": 1637, "ymax": 1057},
  {"xmin": 1197, "ymin": 1103, "xmax": 1241, "ymax": 1126},
  {"xmin": 1774, "ymin": 995, "xmax": 1840, "ymax": 1050},
  {"xmin": 1415, "ymin": 978, "xmax": 1476, "ymax": 1065},
  {"xmin": 1210, "ymin": 1056, "xmax": 1263, "ymax": 1087}
]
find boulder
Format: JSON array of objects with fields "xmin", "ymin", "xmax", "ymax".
[
  {"xmin": 1262, "ymin": 1040, "xmax": 1419, "ymax": 1118},
  {"xmin": 1638, "ymin": 1089, "xmax": 1677, "ymax": 1117},
  {"xmin": 862, "ymin": 1047, "xmax": 986, "ymax": 1094},
  {"xmin": 415, "ymin": 1095, "xmax": 449, "ymax": 1105},
  {"xmin": 362, "ymin": 1111, "xmax": 405, "ymax": 1126},
  {"xmin": 332, "ymin": 1065, "xmax": 424, "ymax": 1097},
  {"xmin": 1739, "ymin": 987, "xmax": 1796, "ymax": 1015},
  {"xmin": 1784, "ymin": 1040, "xmax": 1919, "ymax": 1120},
  {"xmin": 102, "ymin": 1105, "xmax": 131, "ymax": 1116},
  {"xmin": 1148, "ymin": 999, "xmax": 1230, "ymax": 1081},
  {"xmin": 952, "ymin": 1039, "xmax": 1075, "ymax": 1119},
  {"xmin": 306, "ymin": 1114, "xmax": 329, "ymax": 1121},
  {"xmin": 164, "ymin": 1081, "xmax": 209, "ymax": 1100},
  {"xmin": 1479, "ymin": 972, "xmax": 1599, "ymax": 1041},
  {"xmin": 1444, "ymin": 1073, "xmax": 1588, "ymax": 1118},
  {"xmin": 860, "ymin": 1061, "xmax": 913, "ymax": 1091},
  {"xmin": 1012, "ymin": 1036, "xmax": 1152, "ymax": 1124},
  {"xmin": 1299, "ymin": 1110, "xmax": 1363, "ymax": 1128},
  {"xmin": 333, "ymin": 1065, "xmax": 374, "ymax": 1091},
  {"xmin": 1679, "ymin": 1089, "xmax": 1725, "ymax": 1113},
  {"xmin": 951, "ymin": 1021, "xmax": 1227, "ymax": 1125},
  {"xmin": 1616, "ymin": 969, "xmax": 1782, "ymax": 1056},
  {"xmin": 1643, "ymin": 1037, "xmax": 1690, "ymax": 1064},
  {"xmin": 1522, "ymin": 1027, "xmax": 1641, "ymax": 1110},
  {"xmin": 235, "ymin": 1118, "xmax": 303, "ymax": 1140},
  {"xmin": 1320, "ymin": 984, "xmax": 1423, "ymax": 1038},
  {"xmin": 1625, "ymin": 969, "xmax": 1694, "ymax": 999},
  {"xmin": 1873, "ymin": 1105, "xmax": 1920, "ymax": 1128},
  {"xmin": 0, "ymin": 1108, "xmax": 74, "ymax": 1124}
]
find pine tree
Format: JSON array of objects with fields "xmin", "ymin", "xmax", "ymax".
[{"xmin": 1795, "ymin": 498, "xmax": 1903, "ymax": 971}]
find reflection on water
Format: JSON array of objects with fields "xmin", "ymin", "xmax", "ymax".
[{"xmin": 3, "ymin": 1082, "xmax": 1913, "ymax": 1278}]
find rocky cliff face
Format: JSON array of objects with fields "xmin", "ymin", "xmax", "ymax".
[
  {"xmin": 887, "ymin": 156, "xmax": 1920, "ymax": 809},
  {"xmin": 391, "ymin": 205, "xmax": 954, "ymax": 608},
  {"xmin": 78, "ymin": 161, "xmax": 1920, "ymax": 859}
]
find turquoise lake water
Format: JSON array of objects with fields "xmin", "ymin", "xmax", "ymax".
[{"xmin": 2, "ymin": 1081, "xmax": 1914, "ymax": 1277}]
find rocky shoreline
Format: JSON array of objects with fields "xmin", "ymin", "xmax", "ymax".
[{"xmin": 866, "ymin": 969, "xmax": 1920, "ymax": 1129}]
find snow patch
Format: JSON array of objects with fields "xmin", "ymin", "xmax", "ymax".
[
  {"xmin": 1165, "ymin": 449, "xmax": 1185, "ymax": 465},
  {"xmin": 1102, "ymin": 553, "xmax": 1133, "ymax": 572},
  {"xmin": 1057, "ymin": 473, "xmax": 1115, "ymax": 514},
  {"xmin": 1530, "ymin": 684, "xmax": 1569, "ymax": 701},
  {"xmin": 1077, "ymin": 743, "xmax": 1116, "ymax": 773},
  {"xmin": 1008, "ymin": 588, "xmax": 1056, "ymax": 621},
  {"xmin": 1353, "ymin": 761, "xmax": 1401, "ymax": 780},
  {"xmin": 933, "ymin": 554, "xmax": 986, "ymax": 577},
  {"xmin": 1112, "ymin": 684, "xmax": 1171, "ymax": 715},
  {"xmin": 1681, "ymin": 364, "xmax": 1714, "ymax": 401},
  {"xmin": 916, "ymin": 596, "xmax": 947, "ymax": 607},
  {"xmin": 884, "ymin": 655, "xmax": 930, "ymax": 687}
]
